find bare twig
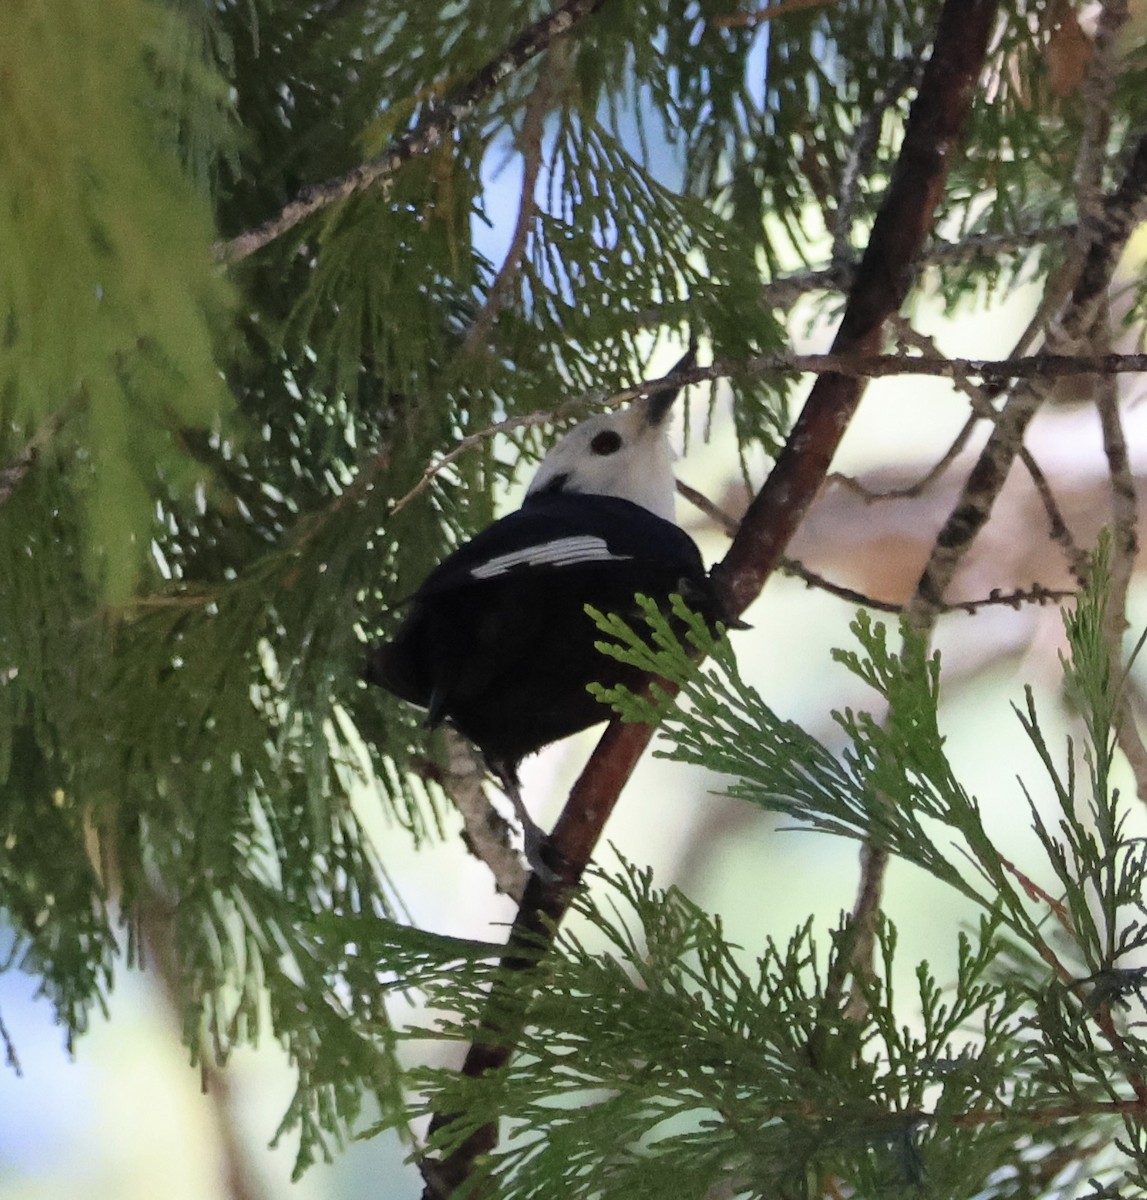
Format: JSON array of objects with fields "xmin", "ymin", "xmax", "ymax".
[
  {"xmin": 390, "ymin": 349, "xmax": 1147, "ymax": 523},
  {"xmin": 1013, "ymin": 446, "xmax": 1092, "ymax": 586},
  {"xmin": 761, "ymin": 225, "xmax": 1076, "ymax": 307},
  {"xmin": 217, "ymin": 0, "xmax": 609, "ymax": 265},
  {"xmin": 833, "ymin": 416, "xmax": 979, "ymax": 503},
  {"xmin": 1096, "ymin": 358, "xmax": 1147, "ymax": 804},
  {"xmin": 891, "ymin": 319, "xmax": 1090, "ymax": 582},
  {"xmin": 676, "ymin": 477, "xmax": 1071, "ymax": 614},
  {"xmin": 461, "ymin": 68, "xmax": 556, "ymax": 357},
  {"xmin": 781, "ymin": 558, "xmax": 1072, "ymax": 614},
  {"xmin": 676, "ymin": 478, "xmax": 739, "ymax": 536},
  {"xmin": 833, "ymin": 50, "xmax": 927, "ymax": 264}
]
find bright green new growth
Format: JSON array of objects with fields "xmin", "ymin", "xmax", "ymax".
[{"xmin": 0, "ymin": 0, "xmax": 233, "ymax": 601}]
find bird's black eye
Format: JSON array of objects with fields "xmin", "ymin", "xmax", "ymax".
[{"xmin": 590, "ymin": 430, "xmax": 623, "ymax": 456}]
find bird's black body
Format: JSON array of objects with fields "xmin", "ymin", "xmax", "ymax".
[{"xmin": 366, "ymin": 492, "xmax": 718, "ymax": 780}]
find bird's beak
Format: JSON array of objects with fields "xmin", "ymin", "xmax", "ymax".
[{"xmin": 641, "ymin": 342, "xmax": 697, "ymax": 428}]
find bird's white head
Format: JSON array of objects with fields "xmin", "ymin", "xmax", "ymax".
[{"xmin": 525, "ymin": 352, "xmax": 693, "ymax": 524}]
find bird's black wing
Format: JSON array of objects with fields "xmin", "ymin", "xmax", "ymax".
[
  {"xmin": 412, "ymin": 493, "xmax": 705, "ymax": 599},
  {"xmin": 366, "ymin": 493, "xmax": 716, "ymax": 764}
]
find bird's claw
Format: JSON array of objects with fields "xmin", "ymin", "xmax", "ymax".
[{"xmin": 521, "ymin": 820, "xmax": 560, "ymax": 883}]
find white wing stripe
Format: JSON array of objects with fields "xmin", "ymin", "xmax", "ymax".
[{"xmin": 470, "ymin": 536, "xmax": 632, "ymax": 579}]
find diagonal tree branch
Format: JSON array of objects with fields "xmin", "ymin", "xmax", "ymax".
[
  {"xmin": 216, "ymin": 0, "xmax": 609, "ymax": 265},
  {"xmin": 710, "ymin": 0, "xmax": 1000, "ymax": 619},
  {"xmin": 911, "ymin": 127, "xmax": 1147, "ymax": 624},
  {"xmin": 417, "ymin": 0, "xmax": 1000, "ymax": 1193},
  {"xmin": 844, "ymin": 111, "xmax": 1147, "ymax": 1021},
  {"xmin": 890, "ymin": 319, "xmax": 1090, "ymax": 584}
]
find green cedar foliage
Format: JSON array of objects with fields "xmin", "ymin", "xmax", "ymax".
[
  {"xmin": 566, "ymin": 550, "xmax": 1147, "ymax": 1196},
  {"xmin": 2, "ymin": 0, "xmax": 1147, "ymax": 1184},
  {"xmin": 0, "ymin": 0, "xmax": 233, "ymax": 602}
]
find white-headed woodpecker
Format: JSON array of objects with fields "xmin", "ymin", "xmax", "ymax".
[{"xmin": 365, "ymin": 351, "xmax": 722, "ymax": 868}]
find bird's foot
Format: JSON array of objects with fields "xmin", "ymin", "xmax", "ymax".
[
  {"xmin": 520, "ymin": 817, "xmax": 560, "ymax": 883},
  {"xmin": 487, "ymin": 760, "xmax": 564, "ymax": 883}
]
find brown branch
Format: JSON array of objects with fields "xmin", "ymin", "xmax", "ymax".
[
  {"xmin": 414, "ymin": 734, "xmax": 529, "ymax": 902},
  {"xmin": 418, "ymin": 0, "xmax": 999, "ymax": 1192},
  {"xmin": 746, "ymin": 350, "xmax": 1147, "ymax": 381},
  {"xmin": 782, "ymin": 559, "xmax": 1072, "ymax": 614},
  {"xmin": 1096, "ymin": 351, "xmax": 1147, "ymax": 806},
  {"xmin": 216, "ymin": 0, "xmax": 609, "ymax": 265}
]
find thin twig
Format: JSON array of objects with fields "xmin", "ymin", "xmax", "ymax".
[
  {"xmin": 891, "ymin": 319, "xmax": 1090, "ymax": 582},
  {"xmin": 676, "ymin": 478, "xmax": 739, "ymax": 536},
  {"xmin": 415, "ymin": 734, "xmax": 528, "ymax": 902},
  {"xmin": 833, "ymin": 50, "xmax": 927, "ymax": 264},
  {"xmin": 217, "ymin": 0, "xmax": 610, "ymax": 265},
  {"xmin": 833, "ymin": 416, "xmax": 979, "ymax": 503},
  {"xmin": 761, "ymin": 225, "xmax": 1076, "ymax": 307},
  {"xmin": 390, "ymin": 349, "xmax": 1147, "ymax": 522},
  {"xmin": 1095, "ymin": 355, "xmax": 1147, "ymax": 805},
  {"xmin": 676, "ymin": 478, "xmax": 1072, "ymax": 614},
  {"xmin": 781, "ymin": 559, "xmax": 1072, "ymax": 614},
  {"xmin": 461, "ymin": 67, "xmax": 556, "ymax": 357}
]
